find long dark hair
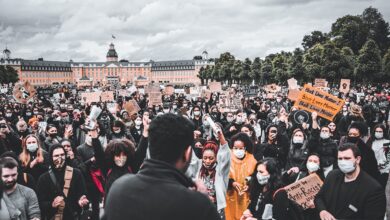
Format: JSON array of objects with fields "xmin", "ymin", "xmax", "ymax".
[{"xmin": 249, "ymin": 158, "xmax": 283, "ymax": 202}]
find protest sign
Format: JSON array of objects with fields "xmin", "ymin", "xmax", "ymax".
[
  {"xmin": 242, "ymin": 86, "xmax": 259, "ymax": 97},
  {"xmin": 294, "ymin": 84, "xmax": 345, "ymax": 121},
  {"xmin": 287, "ymin": 78, "xmax": 299, "ymax": 90},
  {"xmin": 101, "ymin": 91, "xmax": 114, "ymax": 102},
  {"xmin": 339, "ymin": 79, "xmax": 351, "ymax": 94},
  {"xmin": 314, "ymin": 78, "xmax": 328, "ymax": 88},
  {"xmin": 284, "ymin": 174, "xmax": 323, "ymax": 210},
  {"xmin": 38, "ymin": 88, "xmax": 55, "ymax": 96},
  {"xmin": 209, "ymin": 82, "xmax": 222, "ymax": 92},
  {"xmin": 264, "ymin": 84, "xmax": 281, "ymax": 93},
  {"xmin": 201, "ymin": 89, "xmax": 212, "ymax": 101},
  {"xmin": 287, "ymin": 89, "xmax": 300, "ymax": 101},
  {"xmin": 124, "ymin": 100, "xmax": 141, "ymax": 115},
  {"xmin": 107, "ymin": 103, "xmax": 117, "ymax": 115},
  {"xmin": 117, "ymin": 89, "xmax": 129, "ymax": 97},
  {"xmin": 13, "ymin": 81, "xmax": 36, "ymax": 104},
  {"xmin": 0, "ymin": 87, "xmax": 8, "ymax": 94},
  {"xmin": 148, "ymin": 85, "xmax": 162, "ymax": 107},
  {"xmin": 81, "ymin": 91, "xmax": 101, "ymax": 104}
]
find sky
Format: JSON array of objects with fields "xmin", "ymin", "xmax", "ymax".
[{"xmin": 0, "ymin": 0, "xmax": 389, "ymax": 62}]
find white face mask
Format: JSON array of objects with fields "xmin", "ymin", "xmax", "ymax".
[
  {"xmin": 114, "ymin": 130, "xmax": 121, "ymax": 134},
  {"xmin": 27, "ymin": 143, "xmax": 38, "ymax": 152},
  {"xmin": 306, "ymin": 162, "xmax": 320, "ymax": 172},
  {"xmin": 114, "ymin": 156, "xmax": 127, "ymax": 167},
  {"xmin": 135, "ymin": 120, "xmax": 142, "ymax": 126},
  {"xmin": 227, "ymin": 117, "xmax": 234, "ymax": 123},
  {"xmin": 172, "ymin": 105, "xmax": 177, "ymax": 109},
  {"xmin": 163, "ymin": 109, "xmax": 170, "ymax": 113},
  {"xmin": 320, "ymin": 132, "xmax": 330, "ymax": 139},
  {"xmin": 194, "ymin": 111, "xmax": 200, "ymax": 116},
  {"xmin": 85, "ymin": 136, "xmax": 93, "ymax": 146},
  {"xmin": 256, "ymin": 173, "xmax": 270, "ymax": 185},
  {"xmin": 233, "ymin": 149, "xmax": 245, "ymax": 159},
  {"xmin": 375, "ymin": 132, "xmax": 383, "ymax": 139},
  {"xmin": 338, "ymin": 160, "xmax": 356, "ymax": 174},
  {"xmin": 293, "ymin": 136, "xmax": 304, "ymax": 144}
]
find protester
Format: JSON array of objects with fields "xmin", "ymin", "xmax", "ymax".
[{"xmin": 103, "ymin": 113, "xmax": 221, "ymax": 220}]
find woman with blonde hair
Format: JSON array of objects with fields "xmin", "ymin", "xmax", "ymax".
[{"xmin": 19, "ymin": 134, "xmax": 49, "ymax": 181}]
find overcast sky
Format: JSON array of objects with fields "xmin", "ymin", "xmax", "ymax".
[{"xmin": 0, "ymin": 0, "xmax": 389, "ymax": 62}]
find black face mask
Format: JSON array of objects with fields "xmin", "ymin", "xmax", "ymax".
[
  {"xmin": 192, "ymin": 147, "xmax": 203, "ymax": 159},
  {"xmin": 347, "ymin": 136, "xmax": 359, "ymax": 143}
]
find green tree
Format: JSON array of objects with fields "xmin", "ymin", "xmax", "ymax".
[
  {"xmin": 241, "ymin": 58, "xmax": 252, "ymax": 84},
  {"xmin": 340, "ymin": 47, "xmax": 356, "ymax": 79},
  {"xmin": 261, "ymin": 58, "xmax": 273, "ymax": 84},
  {"xmin": 232, "ymin": 60, "xmax": 243, "ymax": 84},
  {"xmin": 197, "ymin": 66, "xmax": 206, "ymax": 85},
  {"xmin": 303, "ymin": 44, "xmax": 324, "ymax": 82},
  {"xmin": 289, "ymin": 48, "xmax": 305, "ymax": 81},
  {"xmin": 362, "ymin": 7, "xmax": 390, "ymax": 54},
  {"xmin": 302, "ymin": 31, "xmax": 329, "ymax": 50},
  {"xmin": 250, "ymin": 57, "xmax": 262, "ymax": 83},
  {"xmin": 331, "ymin": 15, "xmax": 368, "ymax": 54},
  {"xmin": 383, "ymin": 48, "xmax": 390, "ymax": 78},
  {"xmin": 0, "ymin": 66, "xmax": 19, "ymax": 84},
  {"xmin": 272, "ymin": 53, "xmax": 291, "ymax": 84},
  {"xmin": 356, "ymin": 39, "xmax": 382, "ymax": 82}
]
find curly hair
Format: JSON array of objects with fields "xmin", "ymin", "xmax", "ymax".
[
  {"xmin": 231, "ymin": 132, "xmax": 254, "ymax": 154},
  {"xmin": 105, "ymin": 139, "xmax": 135, "ymax": 168}
]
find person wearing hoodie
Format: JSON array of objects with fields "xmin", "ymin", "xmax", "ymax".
[
  {"xmin": 36, "ymin": 144, "xmax": 88, "ymax": 220},
  {"xmin": 285, "ymin": 128, "xmax": 309, "ymax": 172}
]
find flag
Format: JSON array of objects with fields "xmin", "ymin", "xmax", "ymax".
[{"xmin": 112, "ymin": 34, "xmax": 116, "ymax": 39}]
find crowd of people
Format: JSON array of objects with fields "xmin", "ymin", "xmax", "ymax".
[{"xmin": 0, "ymin": 82, "xmax": 390, "ymax": 220}]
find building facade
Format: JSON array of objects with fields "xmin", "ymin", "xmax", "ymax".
[{"xmin": 1, "ymin": 44, "xmax": 214, "ymax": 86}]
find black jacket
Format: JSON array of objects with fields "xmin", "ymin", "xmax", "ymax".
[
  {"xmin": 102, "ymin": 159, "xmax": 221, "ymax": 220},
  {"xmin": 315, "ymin": 169, "xmax": 386, "ymax": 220},
  {"xmin": 307, "ymin": 129, "xmax": 338, "ymax": 167}
]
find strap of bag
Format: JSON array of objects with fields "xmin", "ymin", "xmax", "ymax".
[
  {"xmin": 52, "ymin": 166, "xmax": 74, "ymax": 220},
  {"xmin": 273, "ymin": 187, "xmax": 286, "ymax": 201}
]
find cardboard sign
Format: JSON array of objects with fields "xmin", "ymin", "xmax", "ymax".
[
  {"xmin": 314, "ymin": 78, "xmax": 328, "ymax": 88},
  {"xmin": 124, "ymin": 100, "xmax": 141, "ymax": 115},
  {"xmin": 264, "ymin": 84, "xmax": 281, "ymax": 93},
  {"xmin": 284, "ymin": 174, "xmax": 323, "ymax": 210},
  {"xmin": 209, "ymin": 82, "xmax": 222, "ymax": 92},
  {"xmin": 164, "ymin": 85, "xmax": 175, "ymax": 95},
  {"xmin": 38, "ymin": 88, "xmax": 55, "ymax": 96},
  {"xmin": 13, "ymin": 81, "xmax": 36, "ymax": 104},
  {"xmin": 288, "ymin": 78, "xmax": 299, "ymax": 90},
  {"xmin": 81, "ymin": 92, "xmax": 101, "ymax": 104},
  {"xmin": 339, "ymin": 79, "xmax": 351, "ymax": 94},
  {"xmin": 201, "ymin": 89, "xmax": 212, "ymax": 101},
  {"xmin": 148, "ymin": 85, "xmax": 162, "ymax": 107},
  {"xmin": 288, "ymin": 89, "xmax": 300, "ymax": 102},
  {"xmin": 242, "ymin": 86, "xmax": 259, "ymax": 97},
  {"xmin": 294, "ymin": 84, "xmax": 345, "ymax": 121},
  {"xmin": 101, "ymin": 91, "xmax": 114, "ymax": 102},
  {"xmin": 117, "ymin": 89, "xmax": 129, "ymax": 97}
]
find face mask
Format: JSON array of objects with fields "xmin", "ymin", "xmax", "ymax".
[
  {"xmin": 233, "ymin": 149, "xmax": 245, "ymax": 159},
  {"xmin": 293, "ymin": 136, "xmax": 304, "ymax": 144},
  {"xmin": 53, "ymin": 155, "xmax": 66, "ymax": 169},
  {"xmin": 183, "ymin": 104, "xmax": 188, "ymax": 107},
  {"xmin": 306, "ymin": 162, "xmax": 319, "ymax": 172},
  {"xmin": 114, "ymin": 130, "xmax": 121, "ymax": 134},
  {"xmin": 203, "ymin": 121, "xmax": 210, "ymax": 127},
  {"xmin": 26, "ymin": 112, "xmax": 32, "ymax": 116},
  {"xmin": 320, "ymin": 132, "xmax": 330, "ymax": 139},
  {"xmin": 338, "ymin": 160, "xmax": 356, "ymax": 174},
  {"xmin": 135, "ymin": 120, "xmax": 142, "ymax": 126},
  {"xmin": 27, "ymin": 143, "xmax": 38, "ymax": 152},
  {"xmin": 271, "ymin": 109, "xmax": 277, "ymax": 114},
  {"xmin": 5, "ymin": 113, "xmax": 12, "ymax": 117},
  {"xmin": 49, "ymin": 133, "xmax": 57, "ymax": 138},
  {"xmin": 162, "ymin": 109, "xmax": 169, "ymax": 114},
  {"xmin": 194, "ymin": 111, "xmax": 200, "ymax": 116},
  {"xmin": 85, "ymin": 136, "xmax": 93, "ymax": 146},
  {"xmin": 256, "ymin": 173, "xmax": 270, "ymax": 185},
  {"xmin": 347, "ymin": 136, "xmax": 359, "ymax": 143},
  {"xmin": 375, "ymin": 132, "xmax": 383, "ymax": 139},
  {"xmin": 343, "ymin": 112, "xmax": 348, "ymax": 116},
  {"xmin": 155, "ymin": 107, "xmax": 159, "ymax": 111},
  {"xmin": 202, "ymin": 162, "xmax": 217, "ymax": 170},
  {"xmin": 235, "ymin": 117, "xmax": 243, "ymax": 124},
  {"xmin": 114, "ymin": 156, "xmax": 127, "ymax": 167},
  {"xmin": 227, "ymin": 117, "xmax": 234, "ymax": 123},
  {"xmin": 173, "ymin": 105, "xmax": 177, "ymax": 109}
]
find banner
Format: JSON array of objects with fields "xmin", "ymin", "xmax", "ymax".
[
  {"xmin": 81, "ymin": 91, "xmax": 101, "ymax": 104},
  {"xmin": 101, "ymin": 91, "xmax": 114, "ymax": 102},
  {"xmin": 339, "ymin": 79, "xmax": 351, "ymax": 94},
  {"xmin": 209, "ymin": 82, "xmax": 222, "ymax": 92},
  {"xmin": 294, "ymin": 84, "xmax": 344, "ymax": 121},
  {"xmin": 284, "ymin": 174, "xmax": 323, "ymax": 210}
]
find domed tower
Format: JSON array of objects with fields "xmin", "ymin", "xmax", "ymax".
[
  {"xmin": 202, "ymin": 50, "xmax": 208, "ymax": 60},
  {"xmin": 106, "ymin": 43, "xmax": 118, "ymax": 62},
  {"xmin": 3, "ymin": 47, "xmax": 11, "ymax": 59}
]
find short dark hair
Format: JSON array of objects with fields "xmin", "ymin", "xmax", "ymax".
[
  {"xmin": 339, "ymin": 142, "xmax": 361, "ymax": 158},
  {"xmin": 0, "ymin": 157, "xmax": 19, "ymax": 169},
  {"xmin": 148, "ymin": 113, "xmax": 194, "ymax": 164},
  {"xmin": 231, "ymin": 132, "xmax": 254, "ymax": 154}
]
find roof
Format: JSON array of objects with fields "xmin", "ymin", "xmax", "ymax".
[
  {"xmin": 151, "ymin": 60, "xmax": 194, "ymax": 67},
  {"xmin": 21, "ymin": 59, "xmax": 71, "ymax": 67}
]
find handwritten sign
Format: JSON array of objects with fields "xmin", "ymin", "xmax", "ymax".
[
  {"xmin": 164, "ymin": 85, "xmax": 175, "ymax": 95},
  {"xmin": 209, "ymin": 82, "xmax": 222, "ymax": 92},
  {"xmin": 284, "ymin": 174, "xmax": 323, "ymax": 210},
  {"xmin": 13, "ymin": 81, "xmax": 36, "ymax": 104},
  {"xmin": 288, "ymin": 78, "xmax": 299, "ymax": 90},
  {"xmin": 294, "ymin": 84, "xmax": 344, "ymax": 121},
  {"xmin": 124, "ymin": 100, "xmax": 141, "ymax": 115},
  {"xmin": 314, "ymin": 78, "xmax": 328, "ymax": 88},
  {"xmin": 288, "ymin": 89, "xmax": 300, "ymax": 101},
  {"xmin": 147, "ymin": 85, "xmax": 162, "ymax": 107},
  {"xmin": 339, "ymin": 79, "xmax": 351, "ymax": 94},
  {"xmin": 101, "ymin": 91, "xmax": 114, "ymax": 102},
  {"xmin": 81, "ymin": 92, "xmax": 101, "ymax": 104},
  {"xmin": 264, "ymin": 84, "xmax": 281, "ymax": 93}
]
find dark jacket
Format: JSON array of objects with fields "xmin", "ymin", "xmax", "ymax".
[
  {"xmin": 102, "ymin": 159, "xmax": 221, "ymax": 220},
  {"xmin": 36, "ymin": 167, "xmax": 87, "ymax": 220},
  {"xmin": 307, "ymin": 129, "xmax": 338, "ymax": 167},
  {"xmin": 315, "ymin": 169, "xmax": 386, "ymax": 220}
]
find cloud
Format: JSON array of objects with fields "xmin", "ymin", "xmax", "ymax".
[{"xmin": 0, "ymin": 0, "xmax": 389, "ymax": 62}]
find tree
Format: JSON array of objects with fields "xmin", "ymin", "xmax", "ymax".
[
  {"xmin": 361, "ymin": 7, "xmax": 390, "ymax": 54},
  {"xmin": 383, "ymin": 48, "xmax": 390, "ymax": 78},
  {"xmin": 232, "ymin": 60, "xmax": 243, "ymax": 84},
  {"xmin": 303, "ymin": 44, "xmax": 324, "ymax": 82},
  {"xmin": 250, "ymin": 57, "xmax": 262, "ymax": 83},
  {"xmin": 302, "ymin": 31, "xmax": 329, "ymax": 50},
  {"xmin": 356, "ymin": 39, "xmax": 382, "ymax": 82},
  {"xmin": 261, "ymin": 58, "xmax": 273, "ymax": 84},
  {"xmin": 0, "ymin": 65, "xmax": 19, "ymax": 84},
  {"xmin": 197, "ymin": 66, "xmax": 206, "ymax": 85},
  {"xmin": 241, "ymin": 58, "xmax": 252, "ymax": 84},
  {"xmin": 330, "ymin": 15, "xmax": 368, "ymax": 54},
  {"xmin": 272, "ymin": 53, "xmax": 290, "ymax": 84},
  {"xmin": 339, "ymin": 47, "xmax": 356, "ymax": 79},
  {"xmin": 289, "ymin": 48, "xmax": 305, "ymax": 81}
]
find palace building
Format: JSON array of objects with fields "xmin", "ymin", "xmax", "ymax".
[{"xmin": 0, "ymin": 43, "xmax": 214, "ymax": 86}]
